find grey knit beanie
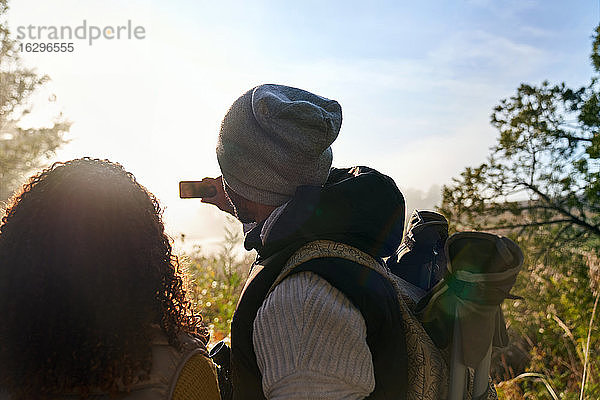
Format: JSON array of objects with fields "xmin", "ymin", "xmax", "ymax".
[{"xmin": 216, "ymin": 84, "xmax": 342, "ymax": 206}]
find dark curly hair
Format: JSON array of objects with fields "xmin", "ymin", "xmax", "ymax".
[{"xmin": 0, "ymin": 158, "xmax": 208, "ymax": 399}]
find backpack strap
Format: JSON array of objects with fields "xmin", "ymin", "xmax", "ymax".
[
  {"xmin": 267, "ymin": 240, "xmax": 386, "ymax": 296},
  {"xmin": 268, "ymin": 239, "xmax": 421, "ymax": 310}
]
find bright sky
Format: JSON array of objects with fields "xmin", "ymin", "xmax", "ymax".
[{"xmin": 6, "ymin": 0, "xmax": 599, "ymax": 252}]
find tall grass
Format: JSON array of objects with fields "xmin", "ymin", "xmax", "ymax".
[{"xmin": 580, "ymin": 292, "xmax": 600, "ymax": 400}]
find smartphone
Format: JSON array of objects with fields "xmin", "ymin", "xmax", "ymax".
[{"xmin": 179, "ymin": 181, "xmax": 217, "ymax": 198}]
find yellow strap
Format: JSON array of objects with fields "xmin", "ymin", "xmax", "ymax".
[{"xmin": 172, "ymin": 354, "xmax": 220, "ymax": 400}]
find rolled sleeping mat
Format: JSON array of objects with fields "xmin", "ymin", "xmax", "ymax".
[{"xmin": 415, "ymin": 232, "xmax": 523, "ymax": 398}]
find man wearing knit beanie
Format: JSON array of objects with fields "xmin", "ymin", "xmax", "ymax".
[
  {"xmin": 217, "ymin": 84, "xmax": 341, "ymax": 208},
  {"xmin": 201, "ymin": 84, "xmax": 407, "ymax": 399}
]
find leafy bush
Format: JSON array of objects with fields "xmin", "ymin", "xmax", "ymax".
[
  {"xmin": 180, "ymin": 218, "xmax": 253, "ymax": 345},
  {"xmin": 497, "ymin": 232, "xmax": 600, "ymax": 399}
]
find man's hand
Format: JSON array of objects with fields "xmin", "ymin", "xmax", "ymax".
[{"xmin": 199, "ymin": 176, "xmax": 235, "ymax": 216}]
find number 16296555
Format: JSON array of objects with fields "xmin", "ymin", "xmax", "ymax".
[{"xmin": 19, "ymin": 42, "xmax": 74, "ymax": 52}]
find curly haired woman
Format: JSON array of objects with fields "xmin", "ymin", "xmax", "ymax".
[{"xmin": 0, "ymin": 158, "xmax": 220, "ymax": 400}]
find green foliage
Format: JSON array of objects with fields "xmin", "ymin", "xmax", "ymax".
[
  {"xmin": 181, "ymin": 218, "xmax": 253, "ymax": 344},
  {"xmin": 500, "ymin": 235, "xmax": 599, "ymax": 399},
  {"xmin": 0, "ymin": 0, "xmax": 70, "ymax": 204},
  {"xmin": 440, "ymin": 23, "xmax": 600, "ymax": 399}
]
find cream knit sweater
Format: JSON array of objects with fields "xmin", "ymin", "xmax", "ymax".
[{"xmin": 253, "ymin": 271, "xmax": 375, "ymax": 399}]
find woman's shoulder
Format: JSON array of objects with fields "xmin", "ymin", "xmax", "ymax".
[
  {"xmin": 171, "ymin": 352, "xmax": 220, "ymax": 400},
  {"xmin": 149, "ymin": 326, "xmax": 219, "ymax": 400}
]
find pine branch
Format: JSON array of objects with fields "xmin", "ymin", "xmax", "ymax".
[{"xmin": 481, "ymin": 218, "xmax": 573, "ymax": 230}]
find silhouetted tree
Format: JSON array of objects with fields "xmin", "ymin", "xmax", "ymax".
[
  {"xmin": 440, "ymin": 26, "xmax": 600, "ymax": 250},
  {"xmin": 0, "ymin": 0, "xmax": 70, "ymax": 203}
]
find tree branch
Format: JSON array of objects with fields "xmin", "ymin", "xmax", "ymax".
[
  {"xmin": 555, "ymin": 131, "xmax": 594, "ymax": 143},
  {"xmin": 481, "ymin": 218, "xmax": 573, "ymax": 231},
  {"xmin": 522, "ymin": 183, "xmax": 600, "ymax": 237}
]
